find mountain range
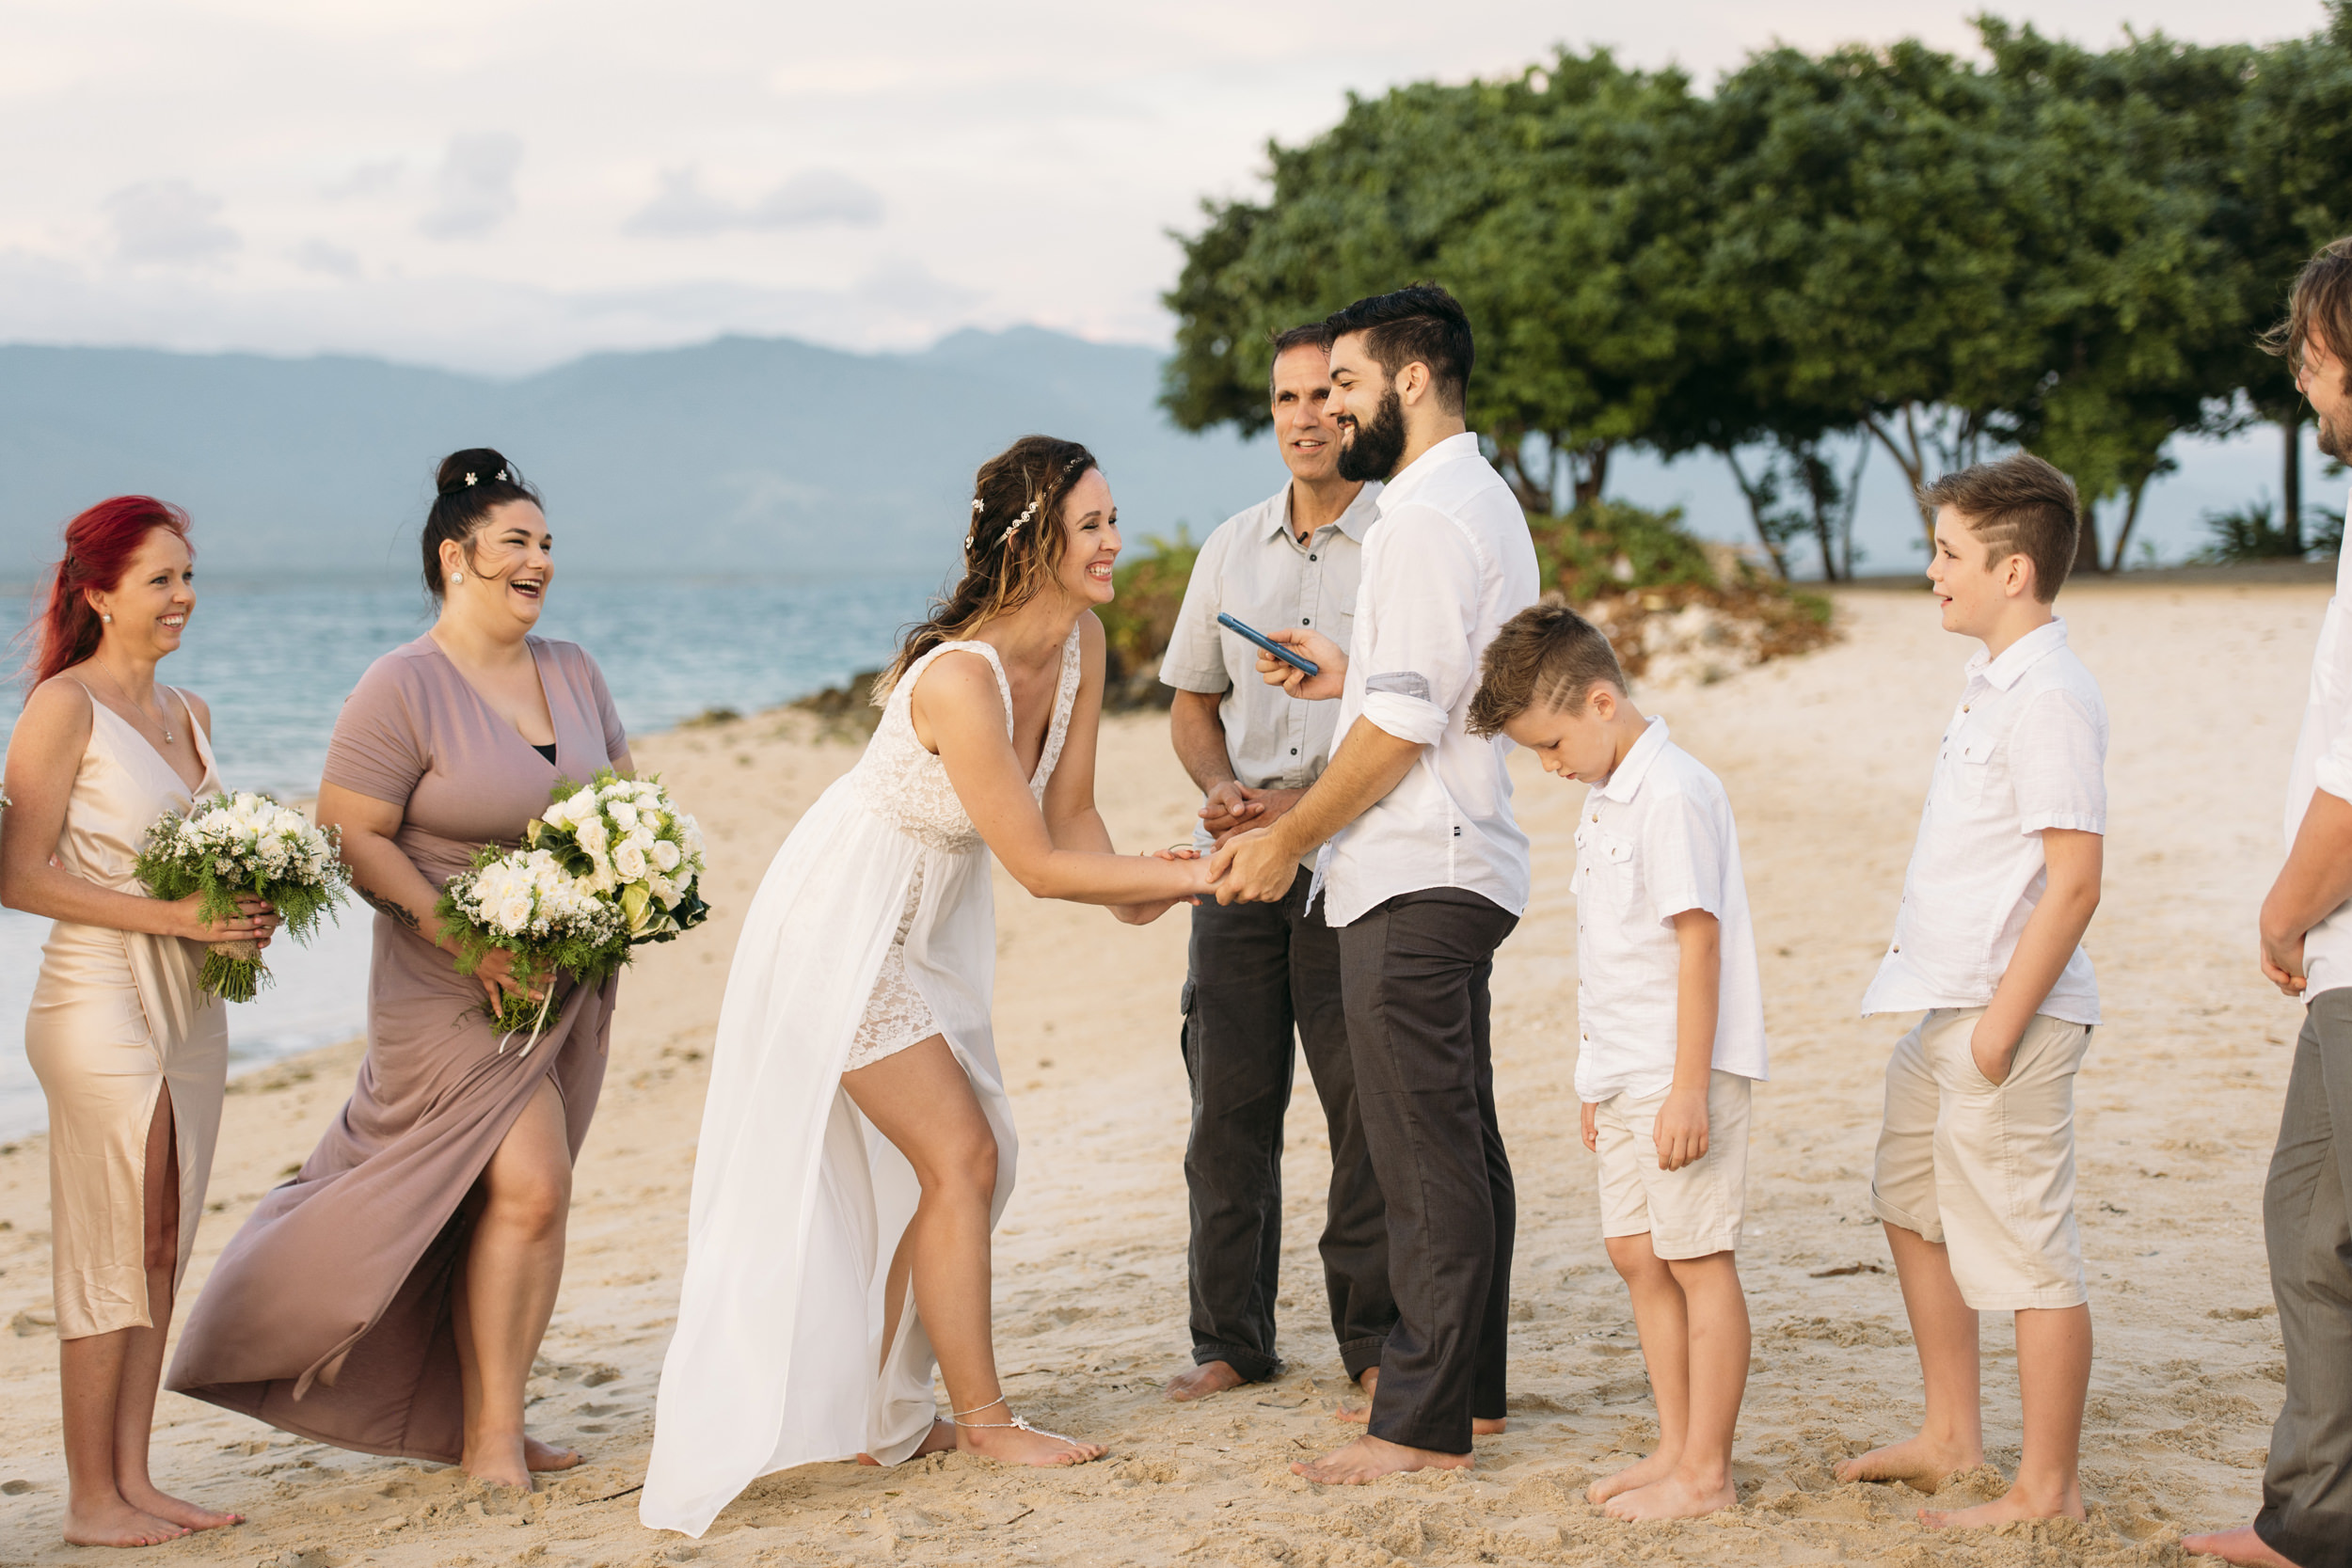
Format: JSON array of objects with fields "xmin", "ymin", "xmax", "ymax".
[{"xmin": 0, "ymin": 328, "xmax": 1279, "ymax": 582}]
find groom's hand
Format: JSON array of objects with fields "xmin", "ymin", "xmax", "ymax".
[
  {"xmin": 1211, "ymin": 828, "xmax": 1295, "ymax": 905},
  {"xmin": 1254, "ymin": 627, "xmax": 1345, "ymax": 702}
]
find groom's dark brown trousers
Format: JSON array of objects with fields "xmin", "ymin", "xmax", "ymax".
[{"xmin": 1339, "ymin": 887, "xmax": 1518, "ymax": 1456}]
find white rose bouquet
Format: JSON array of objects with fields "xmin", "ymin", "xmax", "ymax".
[
  {"xmin": 523, "ymin": 769, "xmax": 710, "ymax": 945},
  {"xmin": 134, "ymin": 791, "xmax": 350, "ymax": 1003},
  {"xmin": 436, "ymin": 846, "xmax": 628, "ymax": 1039}
]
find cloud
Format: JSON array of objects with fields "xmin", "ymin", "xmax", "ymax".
[
  {"xmin": 101, "ymin": 180, "xmax": 240, "ymax": 267},
  {"xmin": 418, "ymin": 133, "xmax": 522, "ymax": 241},
  {"xmin": 624, "ymin": 166, "xmax": 884, "ymax": 238},
  {"xmin": 323, "ymin": 158, "xmax": 403, "ymax": 200},
  {"xmin": 292, "ymin": 240, "xmax": 361, "ymax": 278}
]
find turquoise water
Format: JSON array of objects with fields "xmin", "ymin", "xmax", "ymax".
[{"xmin": 0, "ymin": 572, "xmax": 939, "ymax": 1136}]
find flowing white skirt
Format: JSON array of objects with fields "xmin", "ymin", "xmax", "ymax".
[{"xmin": 641, "ymin": 776, "xmax": 1018, "ymax": 1537}]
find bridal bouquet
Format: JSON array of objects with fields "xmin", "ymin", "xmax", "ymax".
[
  {"xmin": 134, "ymin": 791, "xmax": 350, "ymax": 1002},
  {"xmin": 436, "ymin": 770, "xmax": 708, "ymax": 1041},
  {"xmin": 525, "ymin": 769, "xmax": 709, "ymax": 945}
]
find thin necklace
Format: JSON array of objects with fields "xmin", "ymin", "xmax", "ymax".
[{"xmin": 96, "ymin": 663, "xmax": 174, "ymax": 744}]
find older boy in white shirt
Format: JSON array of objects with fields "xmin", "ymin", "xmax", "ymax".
[
  {"xmin": 1841, "ymin": 452, "xmax": 2106, "ymax": 1533},
  {"xmin": 1467, "ymin": 602, "xmax": 1768, "ymax": 1523}
]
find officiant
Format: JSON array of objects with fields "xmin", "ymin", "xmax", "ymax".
[{"xmin": 1156, "ymin": 323, "xmax": 1394, "ymax": 1401}]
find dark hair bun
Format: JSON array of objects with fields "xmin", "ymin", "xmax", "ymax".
[
  {"xmin": 435, "ymin": 448, "xmax": 524, "ymax": 498},
  {"xmin": 421, "ymin": 447, "xmax": 542, "ymax": 601}
]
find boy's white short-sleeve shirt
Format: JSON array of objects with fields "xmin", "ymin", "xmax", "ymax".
[
  {"xmin": 1861, "ymin": 617, "xmax": 2107, "ymax": 1023},
  {"xmin": 1571, "ymin": 717, "xmax": 1770, "ymax": 1101}
]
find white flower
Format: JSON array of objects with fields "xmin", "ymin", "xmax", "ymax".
[
  {"xmin": 650, "ymin": 839, "xmax": 680, "ymax": 873},
  {"xmin": 609, "ymin": 801, "xmax": 640, "ymax": 832},
  {"xmin": 612, "ymin": 841, "xmax": 647, "ymax": 881}
]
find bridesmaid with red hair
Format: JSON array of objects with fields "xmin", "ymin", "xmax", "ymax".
[{"xmin": 0, "ymin": 498, "xmax": 276, "ymax": 1546}]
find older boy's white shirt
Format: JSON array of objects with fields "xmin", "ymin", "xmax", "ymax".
[
  {"xmin": 1571, "ymin": 716, "xmax": 1771, "ymax": 1102},
  {"xmin": 1861, "ymin": 617, "xmax": 2107, "ymax": 1023},
  {"xmin": 1316, "ymin": 432, "xmax": 1541, "ymax": 929},
  {"xmin": 2287, "ymin": 498, "xmax": 2352, "ymax": 999}
]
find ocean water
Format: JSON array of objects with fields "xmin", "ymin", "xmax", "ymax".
[{"xmin": 0, "ymin": 572, "xmax": 939, "ymax": 1137}]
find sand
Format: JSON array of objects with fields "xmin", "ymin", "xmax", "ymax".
[{"xmin": 0, "ymin": 578, "xmax": 2323, "ymax": 1567}]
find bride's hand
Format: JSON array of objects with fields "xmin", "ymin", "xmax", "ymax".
[{"xmin": 1113, "ymin": 847, "xmax": 1210, "ymax": 926}]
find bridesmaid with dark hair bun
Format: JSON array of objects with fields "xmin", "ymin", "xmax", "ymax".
[
  {"xmin": 1, "ymin": 496, "xmax": 276, "ymax": 1546},
  {"xmin": 170, "ymin": 450, "xmax": 631, "ymax": 1488}
]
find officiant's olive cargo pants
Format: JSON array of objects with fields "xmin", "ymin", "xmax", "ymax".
[
  {"xmin": 1339, "ymin": 888, "xmax": 1518, "ymax": 1456},
  {"xmin": 2259, "ymin": 986, "xmax": 2352, "ymax": 1568},
  {"xmin": 1181, "ymin": 866, "xmax": 1394, "ymax": 1382}
]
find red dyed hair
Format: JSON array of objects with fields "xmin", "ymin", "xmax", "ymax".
[{"xmin": 27, "ymin": 497, "xmax": 194, "ymax": 688}]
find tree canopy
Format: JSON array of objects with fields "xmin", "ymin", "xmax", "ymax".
[{"xmin": 1162, "ymin": 9, "xmax": 2352, "ymax": 575}]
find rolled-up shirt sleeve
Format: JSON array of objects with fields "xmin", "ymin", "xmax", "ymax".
[
  {"xmin": 1157, "ymin": 522, "xmax": 1234, "ymax": 695},
  {"xmin": 2317, "ymin": 714, "xmax": 2352, "ymax": 807},
  {"xmin": 2010, "ymin": 689, "xmax": 2107, "ymax": 835},
  {"xmin": 1358, "ymin": 507, "xmax": 1482, "ymax": 747}
]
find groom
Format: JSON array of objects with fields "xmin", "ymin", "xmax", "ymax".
[{"xmin": 1213, "ymin": 283, "xmax": 1539, "ymax": 1484}]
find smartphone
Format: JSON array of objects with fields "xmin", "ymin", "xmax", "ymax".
[{"xmin": 1217, "ymin": 611, "xmax": 1320, "ymax": 677}]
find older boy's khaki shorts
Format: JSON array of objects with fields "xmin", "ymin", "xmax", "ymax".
[
  {"xmin": 1594, "ymin": 1070, "xmax": 1752, "ymax": 1260},
  {"xmin": 1868, "ymin": 1006, "xmax": 2090, "ymax": 1311}
]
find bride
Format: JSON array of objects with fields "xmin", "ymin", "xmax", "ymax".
[{"xmin": 642, "ymin": 436, "xmax": 1215, "ymax": 1535}]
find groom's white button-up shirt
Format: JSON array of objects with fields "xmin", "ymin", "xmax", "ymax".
[
  {"xmin": 1316, "ymin": 431, "xmax": 1541, "ymax": 929},
  {"xmin": 2289, "ymin": 495, "xmax": 2352, "ymax": 1000}
]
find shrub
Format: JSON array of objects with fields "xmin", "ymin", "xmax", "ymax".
[{"xmin": 1528, "ymin": 500, "xmax": 1722, "ymax": 603}]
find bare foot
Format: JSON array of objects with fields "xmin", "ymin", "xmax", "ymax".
[
  {"xmin": 1834, "ymin": 1433, "xmax": 1981, "ymax": 1493},
  {"xmin": 117, "ymin": 1481, "xmax": 243, "ymax": 1532},
  {"xmin": 525, "ymin": 1436, "xmax": 580, "ymax": 1472},
  {"xmin": 61, "ymin": 1496, "xmax": 190, "ymax": 1548},
  {"xmin": 459, "ymin": 1433, "xmax": 533, "ymax": 1490},
  {"xmin": 1333, "ymin": 1370, "xmax": 1502, "ymax": 1434},
  {"xmin": 857, "ymin": 1420, "xmax": 959, "ymax": 1465},
  {"xmin": 956, "ymin": 1409, "xmax": 1104, "ymax": 1468},
  {"xmin": 1587, "ymin": 1448, "xmax": 1678, "ymax": 1505},
  {"xmin": 1604, "ymin": 1472, "xmax": 1737, "ymax": 1521},
  {"xmin": 1292, "ymin": 1434, "xmax": 1470, "ymax": 1485},
  {"xmin": 2183, "ymin": 1527, "xmax": 2306, "ymax": 1567},
  {"xmin": 1165, "ymin": 1360, "xmax": 1247, "ymax": 1402},
  {"xmin": 1919, "ymin": 1481, "xmax": 2085, "ymax": 1530}
]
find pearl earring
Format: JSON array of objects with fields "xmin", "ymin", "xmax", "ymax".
[
  {"xmin": 101, "ymin": 613, "xmax": 112, "ymax": 624},
  {"xmin": 452, "ymin": 572, "xmax": 464, "ymax": 584}
]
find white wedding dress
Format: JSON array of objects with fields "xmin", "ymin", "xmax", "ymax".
[{"xmin": 641, "ymin": 626, "xmax": 1082, "ymax": 1537}]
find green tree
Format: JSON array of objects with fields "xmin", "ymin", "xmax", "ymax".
[
  {"xmin": 1708, "ymin": 41, "xmax": 2054, "ymax": 559},
  {"xmin": 2228, "ymin": 10, "xmax": 2352, "ymax": 551},
  {"xmin": 1160, "ymin": 51, "xmax": 1720, "ymax": 518},
  {"xmin": 1979, "ymin": 23, "xmax": 2258, "ymax": 571}
]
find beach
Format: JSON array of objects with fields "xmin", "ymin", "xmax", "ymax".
[{"xmin": 0, "ymin": 578, "xmax": 2316, "ymax": 1566}]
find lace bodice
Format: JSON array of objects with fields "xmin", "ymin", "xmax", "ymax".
[{"xmin": 852, "ymin": 624, "xmax": 1083, "ymax": 854}]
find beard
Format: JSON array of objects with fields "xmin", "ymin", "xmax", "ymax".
[
  {"xmin": 2321, "ymin": 405, "xmax": 2352, "ymax": 462},
  {"xmin": 1336, "ymin": 387, "xmax": 1408, "ymax": 483}
]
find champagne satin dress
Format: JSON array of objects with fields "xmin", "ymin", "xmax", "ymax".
[{"xmin": 23, "ymin": 687, "xmax": 228, "ymax": 1341}]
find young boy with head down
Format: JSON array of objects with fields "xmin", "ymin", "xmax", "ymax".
[
  {"xmin": 1468, "ymin": 605, "xmax": 1768, "ymax": 1521},
  {"xmin": 1837, "ymin": 451, "xmax": 2106, "ymax": 1531}
]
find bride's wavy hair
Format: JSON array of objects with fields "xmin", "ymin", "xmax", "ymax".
[{"xmin": 880, "ymin": 435, "xmax": 1100, "ymax": 698}]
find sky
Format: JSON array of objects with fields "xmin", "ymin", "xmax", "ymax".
[
  {"xmin": 0, "ymin": 0, "xmax": 2331, "ymax": 374},
  {"xmin": 0, "ymin": 0, "xmax": 2337, "ymax": 568}
]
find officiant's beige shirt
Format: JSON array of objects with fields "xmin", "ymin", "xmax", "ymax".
[{"xmin": 1159, "ymin": 481, "xmax": 1378, "ymax": 853}]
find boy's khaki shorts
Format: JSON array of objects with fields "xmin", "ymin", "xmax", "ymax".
[
  {"xmin": 1868, "ymin": 1006, "xmax": 2090, "ymax": 1311},
  {"xmin": 1594, "ymin": 1069, "xmax": 1752, "ymax": 1260}
]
